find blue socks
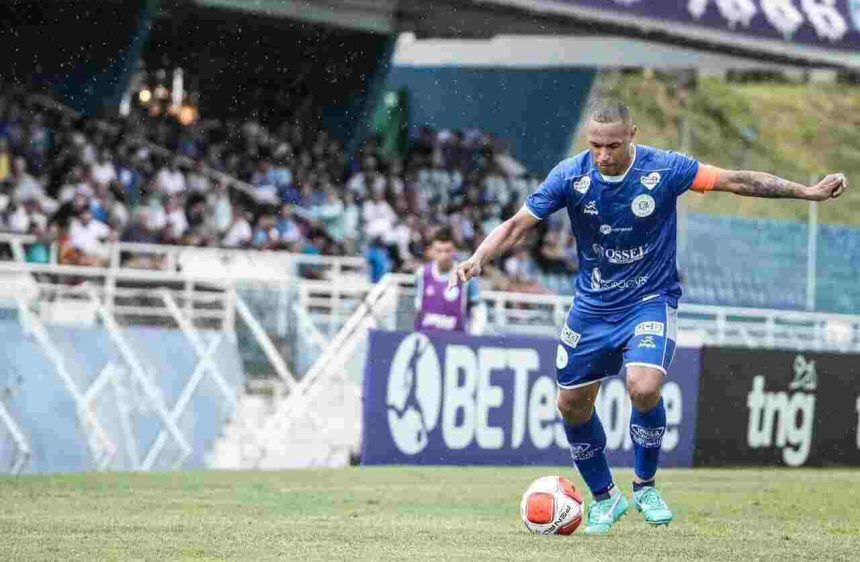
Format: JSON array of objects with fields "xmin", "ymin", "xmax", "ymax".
[
  {"xmin": 564, "ymin": 412, "xmax": 614, "ymax": 499},
  {"xmin": 630, "ymin": 398, "xmax": 666, "ymax": 482}
]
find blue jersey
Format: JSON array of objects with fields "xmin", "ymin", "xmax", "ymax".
[{"xmin": 525, "ymin": 145, "xmax": 700, "ymax": 316}]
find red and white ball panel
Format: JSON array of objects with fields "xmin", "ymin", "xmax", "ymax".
[{"xmin": 519, "ymin": 476, "xmax": 584, "ymax": 535}]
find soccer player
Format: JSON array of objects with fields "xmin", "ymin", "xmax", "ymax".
[
  {"xmin": 449, "ymin": 99, "xmax": 847, "ymax": 535},
  {"xmin": 415, "ymin": 227, "xmax": 485, "ymax": 334}
]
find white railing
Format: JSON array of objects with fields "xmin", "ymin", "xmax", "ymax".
[{"xmin": 0, "ymin": 233, "xmax": 367, "ymax": 281}]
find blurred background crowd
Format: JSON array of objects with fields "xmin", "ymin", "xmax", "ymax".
[{"xmin": 0, "ymin": 82, "xmax": 578, "ymax": 292}]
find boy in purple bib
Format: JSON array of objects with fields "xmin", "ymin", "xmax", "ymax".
[{"xmin": 415, "ymin": 227, "xmax": 482, "ymax": 333}]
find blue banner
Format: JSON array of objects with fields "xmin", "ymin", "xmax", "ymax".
[
  {"xmin": 362, "ymin": 330, "xmax": 701, "ymax": 467},
  {"xmin": 549, "ymin": 1, "xmax": 860, "ymax": 52}
]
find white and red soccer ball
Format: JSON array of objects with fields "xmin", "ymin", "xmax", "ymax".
[{"xmin": 519, "ymin": 476, "xmax": 585, "ymax": 535}]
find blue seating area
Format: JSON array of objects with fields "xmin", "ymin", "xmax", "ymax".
[
  {"xmin": 0, "ymin": 321, "xmax": 243, "ymax": 473},
  {"xmin": 541, "ymin": 213, "xmax": 860, "ymax": 314}
]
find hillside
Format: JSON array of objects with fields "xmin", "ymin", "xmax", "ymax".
[{"xmin": 573, "ymin": 73, "xmax": 860, "ymax": 225}]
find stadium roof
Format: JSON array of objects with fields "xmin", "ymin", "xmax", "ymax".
[{"xmin": 186, "ymin": 0, "xmax": 860, "ymax": 68}]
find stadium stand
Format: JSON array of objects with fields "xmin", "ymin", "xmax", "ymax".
[{"xmin": 1, "ymin": 78, "xmax": 858, "ymax": 314}]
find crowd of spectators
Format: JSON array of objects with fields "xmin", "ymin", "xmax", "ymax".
[{"xmin": 0, "ymin": 84, "xmax": 578, "ymax": 291}]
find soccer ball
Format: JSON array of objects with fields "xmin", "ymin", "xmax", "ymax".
[{"xmin": 520, "ymin": 476, "xmax": 584, "ymax": 535}]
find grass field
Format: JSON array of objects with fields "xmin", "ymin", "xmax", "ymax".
[{"xmin": 1, "ymin": 467, "xmax": 858, "ymax": 561}]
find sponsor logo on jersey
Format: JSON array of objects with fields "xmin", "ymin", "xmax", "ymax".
[
  {"xmin": 560, "ymin": 325, "xmax": 582, "ymax": 348},
  {"xmin": 592, "ymin": 244, "xmax": 649, "ymax": 265},
  {"xmin": 583, "ymin": 201, "xmax": 599, "ymax": 216},
  {"xmin": 631, "ymin": 194, "xmax": 656, "ymax": 218},
  {"xmin": 590, "ymin": 268, "xmax": 650, "ymax": 291},
  {"xmin": 630, "ymin": 425, "xmax": 665, "ymax": 448},
  {"xmin": 635, "ymin": 321, "xmax": 665, "ymax": 337},
  {"xmin": 640, "ymin": 172, "xmax": 662, "ymax": 190},
  {"xmin": 746, "ymin": 355, "xmax": 817, "ymax": 466},
  {"xmin": 599, "ymin": 224, "xmax": 634, "ymax": 236},
  {"xmin": 573, "ymin": 176, "xmax": 591, "ymax": 194},
  {"xmin": 638, "ymin": 335, "xmax": 657, "ymax": 349}
]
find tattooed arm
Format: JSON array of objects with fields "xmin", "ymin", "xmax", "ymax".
[{"xmin": 707, "ymin": 168, "xmax": 848, "ymax": 201}]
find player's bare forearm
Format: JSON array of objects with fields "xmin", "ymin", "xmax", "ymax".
[
  {"xmin": 711, "ymin": 168, "xmax": 847, "ymax": 202},
  {"xmin": 450, "ymin": 207, "xmax": 539, "ymax": 286},
  {"xmin": 721, "ymin": 171, "xmax": 806, "ymax": 198},
  {"xmin": 473, "ymin": 220, "xmax": 524, "ymax": 266}
]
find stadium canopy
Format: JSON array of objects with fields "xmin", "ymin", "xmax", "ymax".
[{"xmin": 192, "ymin": 0, "xmax": 860, "ymax": 69}]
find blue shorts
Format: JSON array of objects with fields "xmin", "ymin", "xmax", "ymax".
[{"xmin": 555, "ymin": 301, "xmax": 678, "ymax": 389}]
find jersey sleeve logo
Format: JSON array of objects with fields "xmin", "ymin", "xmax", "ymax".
[
  {"xmin": 631, "ymin": 194, "xmax": 655, "ymax": 218},
  {"xmin": 640, "ymin": 172, "xmax": 662, "ymax": 191},
  {"xmin": 573, "ymin": 176, "xmax": 591, "ymax": 194}
]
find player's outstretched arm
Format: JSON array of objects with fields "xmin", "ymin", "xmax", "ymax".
[
  {"xmin": 448, "ymin": 207, "xmax": 540, "ymax": 288},
  {"xmin": 707, "ymin": 167, "xmax": 848, "ymax": 201}
]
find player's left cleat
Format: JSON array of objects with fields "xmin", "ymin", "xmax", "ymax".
[{"xmin": 633, "ymin": 486, "xmax": 673, "ymax": 526}]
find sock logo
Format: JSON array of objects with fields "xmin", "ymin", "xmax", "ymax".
[
  {"xmin": 569, "ymin": 443, "xmax": 597, "ymax": 461},
  {"xmin": 630, "ymin": 425, "xmax": 665, "ymax": 448}
]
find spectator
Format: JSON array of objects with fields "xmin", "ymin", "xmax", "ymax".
[
  {"xmin": 366, "ymin": 236, "xmax": 391, "ymax": 283},
  {"xmin": 164, "ymin": 196, "xmax": 188, "ymax": 242},
  {"xmin": 0, "ymin": 138, "xmax": 11, "ymax": 182},
  {"xmin": 276, "ymin": 204, "xmax": 303, "ymax": 249},
  {"xmin": 155, "ymin": 158, "xmax": 186, "ymax": 195},
  {"xmin": 313, "ymin": 188, "xmax": 345, "ymax": 243},
  {"xmin": 64, "ymin": 208, "xmax": 113, "ymax": 267},
  {"xmin": 252, "ymin": 213, "xmax": 280, "ymax": 250},
  {"xmin": 222, "ymin": 208, "xmax": 252, "ymax": 248},
  {"xmin": 362, "ymin": 190, "xmax": 395, "ymax": 241},
  {"xmin": 91, "ymin": 149, "xmax": 117, "ymax": 188}
]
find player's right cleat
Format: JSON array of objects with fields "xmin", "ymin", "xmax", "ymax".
[
  {"xmin": 633, "ymin": 486, "xmax": 673, "ymax": 527},
  {"xmin": 584, "ymin": 492, "xmax": 629, "ymax": 535}
]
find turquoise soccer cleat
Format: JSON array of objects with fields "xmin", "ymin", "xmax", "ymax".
[
  {"xmin": 584, "ymin": 492, "xmax": 629, "ymax": 535},
  {"xmin": 633, "ymin": 486, "xmax": 673, "ymax": 526}
]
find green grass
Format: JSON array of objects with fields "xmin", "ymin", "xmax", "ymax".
[{"xmin": 1, "ymin": 467, "xmax": 858, "ymax": 561}]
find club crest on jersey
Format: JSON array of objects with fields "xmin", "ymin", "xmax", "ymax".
[
  {"xmin": 573, "ymin": 176, "xmax": 591, "ymax": 194},
  {"xmin": 583, "ymin": 201, "xmax": 599, "ymax": 216},
  {"xmin": 631, "ymin": 194, "xmax": 655, "ymax": 218},
  {"xmin": 640, "ymin": 172, "xmax": 662, "ymax": 190}
]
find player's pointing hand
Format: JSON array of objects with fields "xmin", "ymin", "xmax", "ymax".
[
  {"xmin": 806, "ymin": 173, "xmax": 848, "ymax": 201},
  {"xmin": 448, "ymin": 258, "xmax": 482, "ymax": 290}
]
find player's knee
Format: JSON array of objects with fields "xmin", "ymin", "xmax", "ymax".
[
  {"xmin": 557, "ymin": 391, "xmax": 594, "ymax": 425},
  {"xmin": 627, "ymin": 380, "xmax": 661, "ymax": 412}
]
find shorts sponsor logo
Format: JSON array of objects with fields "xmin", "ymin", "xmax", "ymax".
[
  {"xmin": 573, "ymin": 176, "xmax": 591, "ymax": 194},
  {"xmin": 635, "ymin": 321, "xmax": 665, "ymax": 337},
  {"xmin": 560, "ymin": 326, "xmax": 582, "ymax": 348},
  {"xmin": 583, "ymin": 201, "xmax": 599, "ymax": 216},
  {"xmin": 630, "ymin": 425, "xmax": 665, "ymax": 448},
  {"xmin": 569, "ymin": 443, "xmax": 597, "ymax": 460},
  {"xmin": 631, "ymin": 194, "xmax": 656, "ymax": 218},
  {"xmin": 638, "ymin": 335, "xmax": 657, "ymax": 349},
  {"xmin": 556, "ymin": 345, "xmax": 569, "ymax": 369},
  {"xmin": 640, "ymin": 172, "xmax": 662, "ymax": 190}
]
